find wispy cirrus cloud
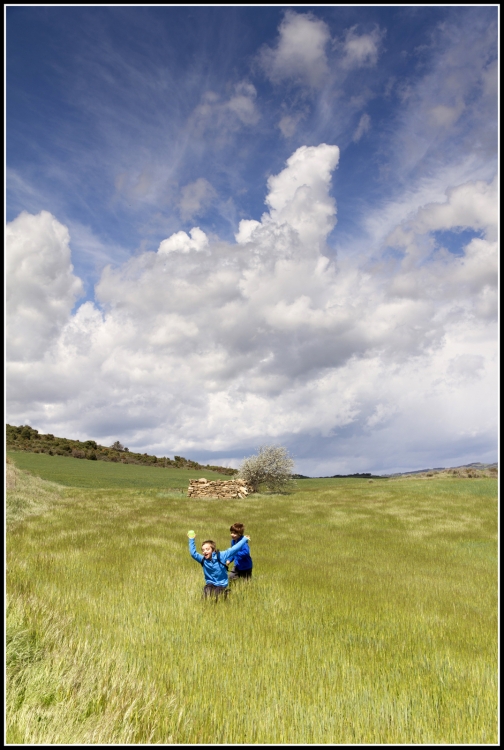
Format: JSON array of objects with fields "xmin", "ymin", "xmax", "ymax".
[
  {"xmin": 339, "ymin": 25, "xmax": 384, "ymax": 69},
  {"xmin": 387, "ymin": 11, "xmax": 497, "ymax": 184},
  {"xmin": 352, "ymin": 113, "xmax": 371, "ymax": 142},
  {"xmin": 178, "ymin": 178, "xmax": 217, "ymax": 221},
  {"xmin": 191, "ymin": 82, "xmax": 260, "ymax": 135}
]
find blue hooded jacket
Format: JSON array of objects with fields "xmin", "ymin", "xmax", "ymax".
[
  {"xmin": 189, "ymin": 535, "xmax": 250, "ymax": 587},
  {"xmin": 231, "ymin": 536, "xmax": 253, "ymax": 571}
]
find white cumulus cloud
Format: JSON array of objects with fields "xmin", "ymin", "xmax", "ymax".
[
  {"xmin": 158, "ymin": 227, "xmax": 209, "ymax": 255},
  {"xmin": 259, "ymin": 11, "xmax": 331, "ymax": 88},
  {"xmin": 411, "ymin": 176, "xmax": 498, "ymax": 241},
  {"xmin": 6, "ymin": 210, "xmax": 84, "ymax": 362},
  {"xmin": 6, "ymin": 144, "xmax": 497, "ymax": 473}
]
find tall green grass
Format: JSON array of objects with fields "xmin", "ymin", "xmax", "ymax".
[{"xmin": 6, "ymin": 461, "xmax": 498, "ymax": 743}]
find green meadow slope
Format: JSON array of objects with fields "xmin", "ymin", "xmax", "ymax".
[
  {"xmin": 6, "ymin": 458, "xmax": 498, "ymax": 744},
  {"xmin": 7, "ymin": 450, "xmax": 233, "ymax": 490}
]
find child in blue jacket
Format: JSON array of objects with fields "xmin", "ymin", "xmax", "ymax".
[
  {"xmin": 188, "ymin": 530, "xmax": 250, "ymax": 599},
  {"xmin": 227, "ymin": 522, "xmax": 253, "ymax": 581}
]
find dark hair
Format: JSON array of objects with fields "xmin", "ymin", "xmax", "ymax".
[
  {"xmin": 201, "ymin": 540, "xmax": 217, "ymax": 552},
  {"xmin": 230, "ymin": 523, "xmax": 244, "ymax": 534}
]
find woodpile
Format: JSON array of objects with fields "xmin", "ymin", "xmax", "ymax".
[{"xmin": 187, "ymin": 477, "xmax": 252, "ymax": 499}]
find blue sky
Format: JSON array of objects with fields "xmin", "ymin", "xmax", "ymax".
[{"xmin": 6, "ymin": 6, "xmax": 498, "ymax": 475}]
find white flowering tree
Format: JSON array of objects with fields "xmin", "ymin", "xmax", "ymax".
[{"xmin": 238, "ymin": 445, "xmax": 296, "ymax": 493}]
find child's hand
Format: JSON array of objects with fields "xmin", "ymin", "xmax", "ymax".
[
  {"xmin": 187, "ymin": 530, "xmax": 196, "ymax": 539},
  {"xmin": 245, "ymin": 535, "xmax": 251, "ymax": 541}
]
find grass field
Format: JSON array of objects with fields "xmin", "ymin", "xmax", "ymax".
[{"xmin": 6, "ymin": 454, "xmax": 498, "ymax": 744}]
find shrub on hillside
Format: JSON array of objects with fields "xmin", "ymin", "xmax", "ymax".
[{"xmin": 111, "ymin": 440, "xmax": 128, "ymax": 452}]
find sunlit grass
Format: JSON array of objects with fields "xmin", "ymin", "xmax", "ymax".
[{"xmin": 6, "ymin": 461, "xmax": 498, "ymax": 743}]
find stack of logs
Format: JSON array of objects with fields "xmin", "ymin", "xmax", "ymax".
[{"xmin": 187, "ymin": 477, "xmax": 252, "ymax": 499}]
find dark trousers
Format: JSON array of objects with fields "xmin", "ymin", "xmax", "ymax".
[
  {"xmin": 202, "ymin": 583, "xmax": 229, "ymax": 600},
  {"xmin": 228, "ymin": 568, "xmax": 252, "ymax": 581}
]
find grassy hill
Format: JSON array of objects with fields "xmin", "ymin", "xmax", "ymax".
[
  {"xmin": 6, "ymin": 423, "xmax": 237, "ymax": 475},
  {"xmin": 6, "ymin": 451, "xmax": 234, "ymax": 490}
]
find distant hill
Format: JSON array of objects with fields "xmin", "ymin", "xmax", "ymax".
[
  {"xmin": 386, "ymin": 462, "xmax": 498, "ymax": 478},
  {"xmin": 296, "ymin": 463, "xmax": 498, "ymax": 479},
  {"xmin": 327, "ymin": 472, "xmax": 386, "ymax": 479},
  {"xmin": 293, "ymin": 472, "xmax": 387, "ymax": 479},
  {"xmin": 5, "ymin": 424, "xmax": 238, "ymax": 476}
]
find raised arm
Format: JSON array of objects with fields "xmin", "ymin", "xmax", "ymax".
[
  {"xmin": 188, "ymin": 536, "xmax": 203, "ymax": 563},
  {"xmin": 221, "ymin": 534, "xmax": 250, "ymax": 563}
]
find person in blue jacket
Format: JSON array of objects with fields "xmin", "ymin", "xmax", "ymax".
[
  {"xmin": 226, "ymin": 522, "xmax": 253, "ymax": 581},
  {"xmin": 187, "ymin": 530, "xmax": 250, "ymax": 600}
]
